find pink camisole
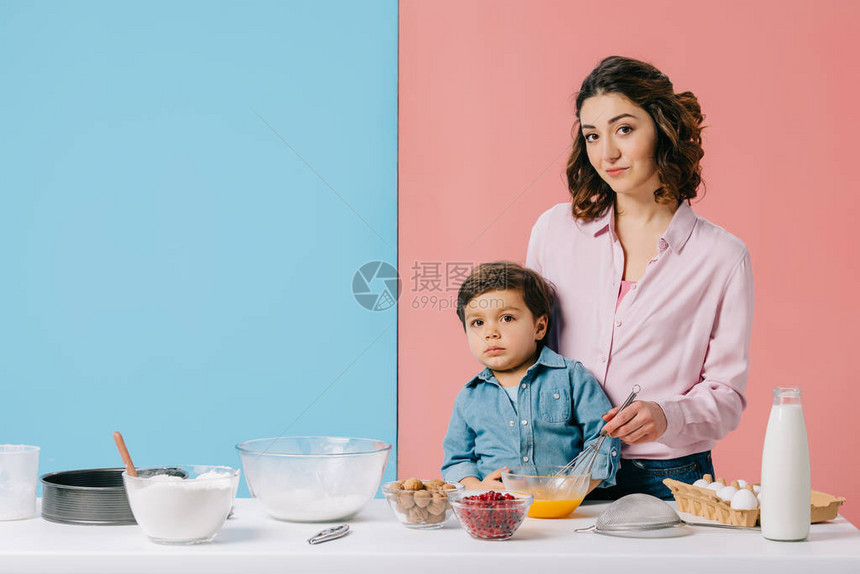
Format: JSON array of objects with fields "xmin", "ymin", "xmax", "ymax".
[{"xmin": 616, "ymin": 280, "xmax": 636, "ymax": 310}]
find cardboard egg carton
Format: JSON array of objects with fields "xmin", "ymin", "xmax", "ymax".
[
  {"xmin": 663, "ymin": 478, "xmax": 759, "ymax": 527},
  {"xmin": 663, "ymin": 477, "xmax": 846, "ymax": 527},
  {"xmin": 810, "ymin": 490, "xmax": 847, "ymax": 523}
]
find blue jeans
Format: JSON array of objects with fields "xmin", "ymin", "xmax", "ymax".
[{"xmin": 591, "ymin": 451, "xmax": 714, "ymax": 501}]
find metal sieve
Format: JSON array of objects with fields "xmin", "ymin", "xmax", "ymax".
[{"xmin": 575, "ymin": 494, "xmax": 757, "ymax": 537}]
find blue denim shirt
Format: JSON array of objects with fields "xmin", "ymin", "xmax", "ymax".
[{"xmin": 441, "ymin": 346, "xmax": 620, "ymax": 487}]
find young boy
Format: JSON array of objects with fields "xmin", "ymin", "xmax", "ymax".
[{"xmin": 441, "ymin": 262, "xmax": 620, "ymax": 491}]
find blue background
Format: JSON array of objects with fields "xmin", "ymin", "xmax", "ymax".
[{"xmin": 0, "ymin": 0, "xmax": 398, "ymax": 496}]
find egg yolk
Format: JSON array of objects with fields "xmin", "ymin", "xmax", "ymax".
[{"xmin": 527, "ymin": 498, "xmax": 583, "ymax": 518}]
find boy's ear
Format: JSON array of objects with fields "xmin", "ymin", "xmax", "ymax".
[{"xmin": 534, "ymin": 314, "xmax": 549, "ymax": 341}]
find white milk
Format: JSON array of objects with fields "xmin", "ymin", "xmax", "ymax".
[{"xmin": 760, "ymin": 388, "xmax": 810, "ymax": 541}]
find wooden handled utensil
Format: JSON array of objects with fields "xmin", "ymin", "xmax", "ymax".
[{"xmin": 113, "ymin": 431, "xmax": 138, "ymax": 477}]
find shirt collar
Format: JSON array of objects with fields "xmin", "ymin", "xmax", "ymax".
[
  {"xmin": 464, "ymin": 346, "xmax": 567, "ymax": 387},
  {"xmin": 661, "ymin": 201, "xmax": 697, "ymax": 253},
  {"xmin": 535, "ymin": 345, "xmax": 567, "ymax": 368},
  {"xmin": 575, "ymin": 204, "xmax": 613, "ymax": 238},
  {"xmin": 575, "ymin": 201, "xmax": 697, "ymax": 252}
]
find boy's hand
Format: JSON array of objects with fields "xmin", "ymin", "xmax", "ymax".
[
  {"xmin": 459, "ymin": 467, "xmax": 508, "ymax": 490},
  {"xmin": 479, "ymin": 467, "xmax": 507, "ymax": 489},
  {"xmin": 602, "ymin": 401, "xmax": 667, "ymax": 444}
]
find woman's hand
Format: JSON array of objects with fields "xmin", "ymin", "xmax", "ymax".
[
  {"xmin": 460, "ymin": 467, "xmax": 507, "ymax": 490},
  {"xmin": 602, "ymin": 401, "xmax": 667, "ymax": 444}
]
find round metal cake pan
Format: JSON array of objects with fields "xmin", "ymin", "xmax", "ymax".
[{"xmin": 41, "ymin": 468, "xmax": 136, "ymax": 525}]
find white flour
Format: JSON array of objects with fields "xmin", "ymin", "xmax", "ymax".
[
  {"xmin": 125, "ymin": 472, "xmax": 234, "ymax": 543},
  {"xmin": 262, "ymin": 489, "xmax": 369, "ymax": 521}
]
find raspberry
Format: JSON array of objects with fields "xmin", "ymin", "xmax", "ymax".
[{"xmin": 453, "ymin": 491, "xmax": 527, "ymax": 540}]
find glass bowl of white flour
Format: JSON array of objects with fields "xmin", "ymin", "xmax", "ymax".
[
  {"xmin": 237, "ymin": 436, "xmax": 391, "ymax": 522},
  {"xmin": 123, "ymin": 465, "xmax": 240, "ymax": 544}
]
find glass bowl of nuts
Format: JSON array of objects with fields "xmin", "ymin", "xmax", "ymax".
[{"xmin": 382, "ymin": 478, "xmax": 463, "ymax": 529}]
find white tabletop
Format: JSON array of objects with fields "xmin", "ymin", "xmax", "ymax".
[{"xmin": 1, "ymin": 499, "xmax": 858, "ymax": 573}]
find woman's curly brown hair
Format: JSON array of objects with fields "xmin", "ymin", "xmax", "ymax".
[{"xmin": 567, "ymin": 56, "xmax": 705, "ymax": 221}]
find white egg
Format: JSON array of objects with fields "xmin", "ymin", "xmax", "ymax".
[
  {"xmin": 753, "ymin": 485, "xmax": 761, "ymax": 494},
  {"xmin": 718, "ymin": 485, "xmax": 738, "ymax": 501},
  {"xmin": 731, "ymin": 488, "xmax": 759, "ymax": 510},
  {"xmin": 736, "ymin": 479, "xmax": 749, "ymax": 488},
  {"xmin": 692, "ymin": 479, "xmax": 710, "ymax": 488},
  {"xmin": 707, "ymin": 481, "xmax": 724, "ymax": 492}
]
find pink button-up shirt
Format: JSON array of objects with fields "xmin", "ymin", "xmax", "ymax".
[{"xmin": 526, "ymin": 202, "xmax": 754, "ymax": 460}]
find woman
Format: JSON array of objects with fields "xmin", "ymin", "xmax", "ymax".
[{"xmin": 526, "ymin": 56, "xmax": 754, "ymax": 499}]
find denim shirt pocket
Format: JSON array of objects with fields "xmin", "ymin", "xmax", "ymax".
[{"xmin": 539, "ymin": 387, "xmax": 571, "ymax": 423}]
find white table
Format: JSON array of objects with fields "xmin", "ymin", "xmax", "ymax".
[{"xmin": 1, "ymin": 499, "xmax": 859, "ymax": 573}]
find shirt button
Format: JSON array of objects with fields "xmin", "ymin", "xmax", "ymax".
[
  {"xmin": 611, "ymin": 449, "xmax": 617, "ymax": 457},
  {"xmin": 553, "ymin": 393, "xmax": 560, "ymax": 399},
  {"xmin": 521, "ymin": 420, "xmax": 529, "ymax": 426},
  {"xmin": 521, "ymin": 383, "xmax": 526, "ymax": 389},
  {"xmin": 523, "ymin": 456, "xmax": 530, "ymax": 462},
  {"xmin": 659, "ymin": 239, "xmax": 668, "ymax": 249},
  {"xmin": 509, "ymin": 420, "xmax": 515, "ymax": 427},
  {"xmin": 615, "ymin": 320, "xmax": 622, "ymax": 327},
  {"xmin": 631, "ymin": 284, "xmax": 637, "ymax": 290},
  {"xmin": 600, "ymin": 355, "xmax": 607, "ymax": 363}
]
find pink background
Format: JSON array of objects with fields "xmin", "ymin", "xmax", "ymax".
[{"xmin": 398, "ymin": 0, "xmax": 860, "ymax": 524}]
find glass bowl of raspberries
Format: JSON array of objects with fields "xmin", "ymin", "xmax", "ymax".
[{"xmin": 448, "ymin": 490, "xmax": 533, "ymax": 540}]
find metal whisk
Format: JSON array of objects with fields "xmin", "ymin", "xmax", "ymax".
[{"xmin": 554, "ymin": 385, "xmax": 641, "ymax": 479}]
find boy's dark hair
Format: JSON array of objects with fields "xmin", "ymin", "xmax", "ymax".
[{"xmin": 456, "ymin": 262, "xmax": 555, "ymax": 338}]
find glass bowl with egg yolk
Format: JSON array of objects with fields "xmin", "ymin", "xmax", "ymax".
[{"xmin": 501, "ymin": 466, "xmax": 590, "ymax": 518}]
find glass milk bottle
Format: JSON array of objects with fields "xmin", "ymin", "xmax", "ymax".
[{"xmin": 760, "ymin": 387, "xmax": 811, "ymax": 541}]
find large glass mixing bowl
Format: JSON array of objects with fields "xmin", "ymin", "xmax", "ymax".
[{"xmin": 236, "ymin": 436, "xmax": 391, "ymax": 522}]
